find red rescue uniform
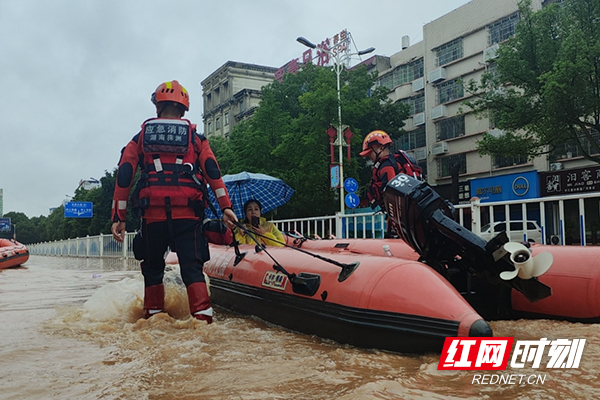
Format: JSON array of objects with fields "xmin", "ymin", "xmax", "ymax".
[
  {"xmin": 368, "ymin": 155, "xmax": 406, "ymax": 210},
  {"xmin": 111, "ymin": 117, "xmax": 231, "ymax": 323},
  {"xmin": 111, "ymin": 118, "xmax": 231, "ymax": 222}
]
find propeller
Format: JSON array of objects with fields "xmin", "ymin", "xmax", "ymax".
[{"xmin": 499, "ymin": 242, "xmax": 554, "ymax": 281}]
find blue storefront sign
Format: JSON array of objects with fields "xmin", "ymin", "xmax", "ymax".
[
  {"xmin": 64, "ymin": 201, "xmax": 93, "ymax": 218},
  {"xmin": 470, "ymin": 171, "xmax": 539, "ymax": 202}
]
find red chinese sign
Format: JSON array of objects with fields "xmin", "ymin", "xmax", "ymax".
[{"xmin": 275, "ymin": 29, "xmax": 351, "ymax": 82}]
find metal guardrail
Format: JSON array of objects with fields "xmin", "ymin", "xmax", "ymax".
[
  {"xmin": 272, "ymin": 190, "xmax": 600, "ymax": 246},
  {"xmin": 29, "ymin": 211, "xmax": 390, "ymax": 257},
  {"xmin": 29, "ymin": 232, "xmax": 136, "ymax": 258},
  {"xmin": 273, "ymin": 211, "xmax": 388, "ymax": 239},
  {"xmin": 28, "ymin": 190, "xmax": 600, "ymax": 257}
]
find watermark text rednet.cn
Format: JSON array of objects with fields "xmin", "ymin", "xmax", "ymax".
[{"xmin": 437, "ymin": 337, "xmax": 586, "ymax": 385}]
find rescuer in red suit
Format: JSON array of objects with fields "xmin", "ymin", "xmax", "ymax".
[
  {"xmin": 110, "ymin": 80, "xmax": 237, "ymax": 324},
  {"xmin": 360, "ymin": 130, "xmax": 406, "ymax": 210}
]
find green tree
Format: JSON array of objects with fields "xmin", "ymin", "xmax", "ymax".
[
  {"xmin": 464, "ymin": 0, "xmax": 600, "ymax": 162},
  {"xmin": 2, "ymin": 212, "xmax": 35, "ymax": 243},
  {"xmin": 42, "ymin": 206, "xmax": 69, "ymax": 241},
  {"xmin": 210, "ymin": 62, "xmax": 409, "ymax": 218}
]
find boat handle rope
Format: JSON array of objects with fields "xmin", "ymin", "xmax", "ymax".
[
  {"xmin": 231, "ymin": 221, "xmax": 299, "ymax": 282},
  {"xmin": 232, "ymin": 221, "xmax": 359, "ymax": 282}
]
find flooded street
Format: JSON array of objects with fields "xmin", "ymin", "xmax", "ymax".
[{"xmin": 1, "ymin": 256, "xmax": 599, "ymax": 400}]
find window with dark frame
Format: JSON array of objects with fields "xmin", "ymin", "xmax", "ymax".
[
  {"xmin": 550, "ymin": 130, "xmax": 600, "ymax": 159},
  {"xmin": 438, "ymin": 153, "xmax": 467, "ymax": 177},
  {"xmin": 437, "ymin": 78, "xmax": 464, "ymax": 104},
  {"xmin": 397, "ymin": 126, "xmax": 426, "ymax": 151},
  {"xmin": 377, "ymin": 58, "xmax": 424, "ymax": 90},
  {"xmin": 435, "ymin": 38, "xmax": 463, "ymax": 67},
  {"xmin": 436, "ymin": 115, "xmax": 465, "ymax": 141},
  {"xmin": 493, "ymin": 154, "xmax": 528, "ymax": 168},
  {"xmin": 488, "ymin": 12, "xmax": 520, "ymax": 46}
]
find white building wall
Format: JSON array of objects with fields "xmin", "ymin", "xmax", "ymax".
[
  {"xmin": 385, "ymin": 0, "xmax": 546, "ymax": 185},
  {"xmin": 202, "ymin": 62, "xmax": 277, "ymax": 137}
]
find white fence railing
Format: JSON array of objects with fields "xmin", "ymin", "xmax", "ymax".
[
  {"xmin": 28, "ymin": 191, "xmax": 600, "ymax": 257},
  {"xmin": 273, "ymin": 211, "xmax": 388, "ymax": 239},
  {"xmin": 273, "ymin": 190, "xmax": 600, "ymax": 246},
  {"xmin": 461, "ymin": 191, "xmax": 600, "ymax": 246},
  {"xmin": 30, "ymin": 232, "xmax": 136, "ymax": 258}
]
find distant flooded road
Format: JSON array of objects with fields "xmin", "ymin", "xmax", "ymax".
[{"xmin": 1, "ymin": 256, "xmax": 599, "ymax": 399}]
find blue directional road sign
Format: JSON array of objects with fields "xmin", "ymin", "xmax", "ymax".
[
  {"xmin": 0, "ymin": 218, "xmax": 11, "ymax": 232},
  {"xmin": 344, "ymin": 177, "xmax": 359, "ymax": 193},
  {"xmin": 64, "ymin": 201, "xmax": 93, "ymax": 218},
  {"xmin": 345, "ymin": 193, "xmax": 360, "ymax": 209}
]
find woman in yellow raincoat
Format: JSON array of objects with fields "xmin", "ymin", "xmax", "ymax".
[{"xmin": 235, "ymin": 199, "xmax": 284, "ymax": 247}]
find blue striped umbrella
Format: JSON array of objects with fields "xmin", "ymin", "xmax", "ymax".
[{"xmin": 205, "ymin": 171, "xmax": 295, "ymax": 219}]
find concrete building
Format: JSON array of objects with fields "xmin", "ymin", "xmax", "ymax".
[
  {"xmin": 198, "ymin": 0, "xmax": 599, "ymax": 244},
  {"xmin": 378, "ymin": 0, "xmax": 600, "ymax": 246},
  {"xmin": 77, "ymin": 178, "xmax": 100, "ymax": 191},
  {"xmin": 201, "ymin": 61, "xmax": 278, "ymax": 138},
  {"xmin": 200, "ymin": 0, "xmax": 594, "ymax": 202},
  {"xmin": 378, "ymin": 0, "xmax": 559, "ymax": 203}
]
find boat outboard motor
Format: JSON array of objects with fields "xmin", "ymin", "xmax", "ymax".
[{"xmin": 384, "ymin": 173, "xmax": 551, "ymax": 303}]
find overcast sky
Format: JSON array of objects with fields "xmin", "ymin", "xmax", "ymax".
[{"xmin": 0, "ymin": 0, "xmax": 472, "ymax": 218}]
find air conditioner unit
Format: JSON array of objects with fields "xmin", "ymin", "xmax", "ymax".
[
  {"xmin": 483, "ymin": 43, "xmax": 500, "ymax": 62},
  {"xmin": 550, "ymin": 162, "xmax": 564, "ymax": 171},
  {"xmin": 414, "ymin": 147, "xmax": 427, "ymax": 160},
  {"xmin": 430, "ymin": 105, "xmax": 447, "ymax": 120},
  {"xmin": 488, "ymin": 128, "xmax": 505, "ymax": 138},
  {"xmin": 412, "ymin": 77, "xmax": 425, "ymax": 92},
  {"xmin": 431, "ymin": 142, "xmax": 449, "ymax": 155},
  {"xmin": 413, "ymin": 112, "xmax": 425, "ymax": 126},
  {"xmin": 428, "ymin": 67, "xmax": 446, "ymax": 83}
]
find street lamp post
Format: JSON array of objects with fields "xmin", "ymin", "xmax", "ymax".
[{"xmin": 297, "ymin": 36, "xmax": 375, "ymax": 219}]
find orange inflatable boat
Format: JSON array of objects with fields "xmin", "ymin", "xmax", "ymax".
[
  {"xmin": 163, "ymin": 173, "xmax": 600, "ymax": 353},
  {"xmin": 283, "ymin": 236, "xmax": 600, "ymax": 323},
  {"xmin": 0, "ymin": 239, "xmax": 29, "ymax": 269},
  {"xmin": 509, "ymin": 244, "xmax": 600, "ymax": 322},
  {"xmin": 169, "ymin": 243, "xmax": 491, "ymax": 354}
]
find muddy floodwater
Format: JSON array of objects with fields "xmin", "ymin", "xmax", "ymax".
[{"xmin": 1, "ymin": 256, "xmax": 599, "ymax": 399}]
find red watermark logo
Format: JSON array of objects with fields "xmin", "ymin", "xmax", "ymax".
[
  {"xmin": 438, "ymin": 337, "xmax": 514, "ymax": 370},
  {"xmin": 438, "ymin": 337, "xmax": 586, "ymax": 370}
]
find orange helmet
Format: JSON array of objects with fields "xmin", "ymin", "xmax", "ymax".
[
  {"xmin": 360, "ymin": 130, "xmax": 393, "ymax": 157},
  {"xmin": 151, "ymin": 80, "xmax": 190, "ymax": 111}
]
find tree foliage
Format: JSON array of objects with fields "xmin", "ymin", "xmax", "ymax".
[
  {"xmin": 210, "ymin": 62, "xmax": 409, "ymax": 218},
  {"xmin": 464, "ymin": 0, "xmax": 600, "ymax": 162}
]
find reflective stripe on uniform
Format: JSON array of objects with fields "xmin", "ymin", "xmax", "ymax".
[
  {"xmin": 153, "ymin": 158, "xmax": 163, "ymax": 172},
  {"xmin": 193, "ymin": 307, "xmax": 213, "ymax": 317},
  {"xmin": 214, "ymin": 188, "xmax": 226, "ymax": 198}
]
